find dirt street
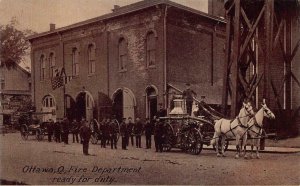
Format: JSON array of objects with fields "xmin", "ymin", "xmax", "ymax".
[{"xmin": 0, "ymin": 133, "xmax": 299, "ymax": 185}]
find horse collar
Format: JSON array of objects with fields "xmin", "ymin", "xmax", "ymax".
[{"xmin": 237, "ymin": 117, "xmax": 248, "ymax": 128}]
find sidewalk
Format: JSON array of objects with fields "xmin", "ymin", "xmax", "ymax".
[{"xmin": 219, "ymin": 145, "xmax": 300, "ymax": 154}]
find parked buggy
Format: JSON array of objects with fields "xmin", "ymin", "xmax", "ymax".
[{"xmin": 18, "ymin": 112, "xmax": 52, "ymax": 141}]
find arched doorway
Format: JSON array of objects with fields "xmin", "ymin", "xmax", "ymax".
[
  {"xmin": 112, "ymin": 88, "xmax": 136, "ymax": 122},
  {"xmin": 146, "ymin": 86, "xmax": 158, "ymax": 120},
  {"xmin": 75, "ymin": 91, "xmax": 94, "ymax": 122},
  {"xmin": 42, "ymin": 95, "xmax": 56, "ymax": 122}
]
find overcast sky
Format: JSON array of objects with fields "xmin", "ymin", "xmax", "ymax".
[
  {"xmin": 0, "ymin": 0, "xmax": 208, "ymax": 33},
  {"xmin": 0, "ymin": 0, "xmax": 208, "ymax": 69}
]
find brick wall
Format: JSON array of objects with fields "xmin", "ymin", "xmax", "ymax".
[{"xmin": 166, "ymin": 8, "xmax": 226, "ymax": 104}]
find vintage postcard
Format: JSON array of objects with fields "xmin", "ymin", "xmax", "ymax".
[{"xmin": 0, "ymin": 0, "xmax": 299, "ymax": 185}]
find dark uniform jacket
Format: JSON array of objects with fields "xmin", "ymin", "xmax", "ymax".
[
  {"xmin": 80, "ymin": 125, "xmax": 92, "ymax": 141},
  {"xmin": 154, "ymin": 121, "xmax": 165, "ymax": 138},
  {"xmin": 182, "ymin": 89, "xmax": 197, "ymax": 101},
  {"xmin": 128, "ymin": 122, "xmax": 134, "ymax": 136},
  {"xmin": 144, "ymin": 121, "xmax": 152, "ymax": 136},
  {"xmin": 109, "ymin": 121, "xmax": 119, "ymax": 136},
  {"xmin": 134, "ymin": 121, "xmax": 143, "ymax": 136},
  {"xmin": 120, "ymin": 122, "xmax": 129, "ymax": 137}
]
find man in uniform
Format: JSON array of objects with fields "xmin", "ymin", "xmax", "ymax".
[
  {"xmin": 79, "ymin": 120, "xmax": 92, "ymax": 155},
  {"xmin": 127, "ymin": 117, "xmax": 135, "ymax": 147},
  {"xmin": 182, "ymin": 83, "xmax": 197, "ymax": 116},
  {"xmin": 99, "ymin": 118, "xmax": 106, "ymax": 148},
  {"xmin": 134, "ymin": 117, "xmax": 143, "ymax": 148},
  {"xmin": 144, "ymin": 118, "xmax": 152, "ymax": 149},
  {"xmin": 154, "ymin": 118, "xmax": 164, "ymax": 152},
  {"xmin": 54, "ymin": 119, "xmax": 61, "ymax": 143},
  {"xmin": 157, "ymin": 103, "xmax": 167, "ymax": 118},
  {"xmin": 109, "ymin": 119, "xmax": 118, "ymax": 149},
  {"xmin": 47, "ymin": 119, "xmax": 54, "ymax": 142},
  {"xmin": 120, "ymin": 118, "xmax": 128, "ymax": 150},
  {"xmin": 71, "ymin": 119, "xmax": 80, "ymax": 143},
  {"xmin": 62, "ymin": 117, "xmax": 70, "ymax": 144}
]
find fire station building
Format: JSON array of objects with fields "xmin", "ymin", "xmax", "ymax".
[{"xmin": 28, "ymin": 0, "xmax": 226, "ymax": 122}]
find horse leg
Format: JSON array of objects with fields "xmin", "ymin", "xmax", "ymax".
[
  {"xmin": 221, "ymin": 136, "xmax": 226, "ymax": 157},
  {"xmin": 235, "ymin": 137, "xmax": 240, "ymax": 159},
  {"xmin": 242, "ymin": 134, "xmax": 248, "ymax": 159},
  {"xmin": 256, "ymin": 138, "xmax": 261, "ymax": 159},
  {"xmin": 215, "ymin": 134, "xmax": 221, "ymax": 157},
  {"xmin": 251, "ymin": 139, "xmax": 255, "ymax": 159}
]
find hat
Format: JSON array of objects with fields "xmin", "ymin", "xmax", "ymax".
[
  {"xmin": 186, "ymin": 83, "xmax": 191, "ymax": 86},
  {"xmin": 128, "ymin": 117, "xmax": 132, "ymax": 119}
]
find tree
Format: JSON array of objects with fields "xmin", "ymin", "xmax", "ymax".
[{"xmin": 0, "ymin": 17, "xmax": 35, "ymax": 68}]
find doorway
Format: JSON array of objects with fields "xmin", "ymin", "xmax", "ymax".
[{"xmin": 146, "ymin": 86, "xmax": 158, "ymax": 120}]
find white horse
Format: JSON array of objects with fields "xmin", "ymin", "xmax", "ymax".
[
  {"xmin": 246, "ymin": 101, "xmax": 275, "ymax": 159},
  {"xmin": 211, "ymin": 101, "xmax": 255, "ymax": 158}
]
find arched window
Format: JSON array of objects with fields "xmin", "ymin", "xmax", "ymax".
[
  {"xmin": 146, "ymin": 32, "xmax": 156, "ymax": 67},
  {"xmin": 72, "ymin": 48, "xmax": 79, "ymax": 76},
  {"xmin": 40, "ymin": 55, "xmax": 46, "ymax": 80},
  {"xmin": 49, "ymin": 52, "xmax": 56, "ymax": 78},
  {"xmin": 118, "ymin": 38, "xmax": 127, "ymax": 71},
  {"xmin": 43, "ymin": 95, "xmax": 56, "ymax": 108},
  {"xmin": 88, "ymin": 44, "xmax": 96, "ymax": 74}
]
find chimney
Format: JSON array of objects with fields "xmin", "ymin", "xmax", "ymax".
[
  {"xmin": 50, "ymin": 23, "xmax": 56, "ymax": 31},
  {"xmin": 112, "ymin": 5, "xmax": 120, "ymax": 12}
]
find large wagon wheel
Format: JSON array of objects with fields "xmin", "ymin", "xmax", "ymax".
[
  {"xmin": 187, "ymin": 129, "xmax": 203, "ymax": 155},
  {"xmin": 20, "ymin": 124, "xmax": 29, "ymax": 140},
  {"xmin": 36, "ymin": 128, "xmax": 44, "ymax": 141},
  {"xmin": 90, "ymin": 132, "xmax": 99, "ymax": 144},
  {"xmin": 162, "ymin": 123, "xmax": 173, "ymax": 152}
]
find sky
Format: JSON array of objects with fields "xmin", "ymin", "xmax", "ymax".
[
  {"xmin": 0, "ymin": 0, "xmax": 208, "ymax": 69},
  {"xmin": 0, "ymin": 0, "xmax": 208, "ymax": 32}
]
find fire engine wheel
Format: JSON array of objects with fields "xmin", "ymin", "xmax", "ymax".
[
  {"xmin": 163, "ymin": 124, "xmax": 173, "ymax": 152},
  {"xmin": 187, "ymin": 130, "xmax": 203, "ymax": 155},
  {"xmin": 20, "ymin": 125, "xmax": 29, "ymax": 140}
]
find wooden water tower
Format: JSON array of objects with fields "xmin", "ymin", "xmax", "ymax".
[{"xmin": 221, "ymin": 0, "xmax": 300, "ymax": 121}]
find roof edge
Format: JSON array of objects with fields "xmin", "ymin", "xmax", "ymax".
[{"xmin": 28, "ymin": 0, "xmax": 226, "ymax": 41}]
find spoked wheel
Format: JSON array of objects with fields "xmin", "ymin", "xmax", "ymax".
[
  {"xmin": 187, "ymin": 130, "xmax": 203, "ymax": 155},
  {"xmin": 36, "ymin": 128, "xmax": 44, "ymax": 141},
  {"xmin": 90, "ymin": 132, "xmax": 99, "ymax": 144},
  {"xmin": 20, "ymin": 125, "xmax": 29, "ymax": 140},
  {"xmin": 213, "ymin": 137, "xmax": 229, "ymax": 152},
  {"xmin": 162, "ymin": 123, "xmax": 173, "ymax": 152}
]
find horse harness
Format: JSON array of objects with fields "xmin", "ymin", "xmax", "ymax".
[{"xmin": 220, "ymin": 116, "xmax": 249, "ymax": 138}]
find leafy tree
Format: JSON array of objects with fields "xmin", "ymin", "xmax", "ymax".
[{"xmin": 0, "ymin": 17, "xmax": 35, "ymax": 68}]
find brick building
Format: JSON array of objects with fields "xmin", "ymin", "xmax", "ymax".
[
  {"xmin": 28, "ymin": 0, "xmax": 226, "ymax": 122},
  {"xmin": 0, "ymin": 64, "xmax": 31, "ymax": 125}
]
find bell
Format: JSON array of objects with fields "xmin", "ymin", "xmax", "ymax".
[{"xmin": 169, "ymin": 98, "xmax": 188, "ymax": 116}]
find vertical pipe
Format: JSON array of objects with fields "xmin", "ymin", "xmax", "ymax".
[
  {"xmin": 163, "ymin": 5, "xmax": 168, "ymax": 109},
  {"xmin": 222, "ymin": 12, "xmax": 232, "ymax": 115},
  {"xmin": 230, "ymin": 0, "xmax": 241, "ymax": 117}
]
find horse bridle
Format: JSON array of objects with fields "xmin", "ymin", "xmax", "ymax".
[{"xmin": 263, "ymin": 108, "xmax": 273, "ymax": 118}]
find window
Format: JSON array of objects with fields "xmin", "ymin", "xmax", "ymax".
[
  {"xmin": 72, "ymin": 48, "xmax": 79, "ymax": 76},
  {"xmin": 118, "ymin": 38, "xmax": 127, "ymax": 71},
  {"xmin": 88, "ymin": 44, "xmax": 96, "ymax": 74},
  {"xmin": 43, "ymin": 96, "xmax": 55, "ymax": 108},
  {"xmin": 40, "ymin": 55, "xmax": 46, "ymax": 80},
  {"xmin": 146, "ymin": 32, "xmax": 156, "ymax": 67},
  {"xmin": 0, "ymin": 78, "xmax": 5, "ymax": 90},
  {"xmin": 49, "ymin": 52, "xmax": 56, "ymax": 78}
]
